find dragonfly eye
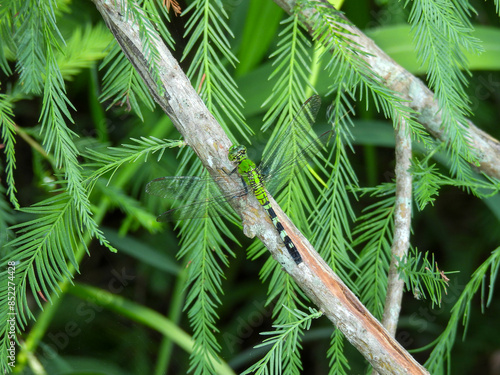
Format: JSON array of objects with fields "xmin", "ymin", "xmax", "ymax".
[{"xmin": 228, "ymin": 144, "xmax": 247, "ymax": 161}]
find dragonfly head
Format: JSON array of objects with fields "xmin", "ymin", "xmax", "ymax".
[{"xmin": 228, "ymin": 144, "xmax": 247, "ymax": 163}]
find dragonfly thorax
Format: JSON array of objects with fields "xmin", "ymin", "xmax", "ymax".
[{"xmin": 228, "ymin": 144, "xmax": 247, "ymax": 163}]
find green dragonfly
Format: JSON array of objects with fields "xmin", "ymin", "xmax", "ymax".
[{"xmin": 146, "ymin": 95, "xmax": 331, "ymax": 264}]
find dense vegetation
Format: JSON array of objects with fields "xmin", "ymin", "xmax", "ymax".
[{"xmin": 1, "ymin": 0, "xmax": 500, "ymax": 374}]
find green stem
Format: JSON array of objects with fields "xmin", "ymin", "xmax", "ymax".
[
  {"xmin": 308, "ymin": 41, "xmax": 322, "ymax": 95},
  {"xmin": 89, "ymin": 66, "xmax": 109, "ymax": 143},
  {"xmin": 154, "ymin": 263, "xmax": 189, "ymax": 375},
  {"xmin": 14, "ymin": 204, "xmax": 108, "ymax": 373},
  {"xmin": 14, "ymin": 117, "xmax": 173, "ymax": 373},
  {"xmin": 14, "ymin": 124, "xmax": 53, "ymax": 164},
  {"xmin": 68, "ymin": 283, "xmax": 236, "ymax": 375}
]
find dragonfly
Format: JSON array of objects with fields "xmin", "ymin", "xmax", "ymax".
[{"xmin": 146, "ymin": 95, "xmax": 331, "ymax": 265}]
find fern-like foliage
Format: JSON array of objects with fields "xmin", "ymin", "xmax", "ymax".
[
  {"xmin": 259, "ymin": 12, "xmax": 320, "ymax": 235},
  {"xmin": 307, "ymin": 1, "xmax": 431, "ymax": 145},
  {"xmin": 260, "ymin": 256, "xmax": 307, "ymax": 321},
  {"xmin": 310, "ymin": 90, "xmax": 359, "ymax": 289},
  {"xmin": 0, "ymin": 1, "xmax": 14, "ymax": 75},
  {"xmin": 15, "ymin": 0, "xmax": 111, "ymax": 254},
  {"xmin": 169, "ymin": 1, "xmax": 250, "ymax": 373},
  {"xmin": 397, "ymin": 247, "xmax": 455, "ymax": 308},
  {"xmin": 261, "ymin": 13, "xmax": 314, "ymax": 133},
  {"xmin": 100, "ymin": 43, "xmax": 156, "ymax": 120},
  {"xmin": 179, "ymin": 214, "xmax": 237, "ymax": 375},
  {"xmin": 99, "ymin": 0, "xmax": 174, "ymax": 119},
  {"xmin": 0, "ymin": 185, "xmax": 14, "ymax": 255},
  {"xmin": 182, "ymin": 0, "xmax": 249, "ymax": 142},
  {"xmin": 302, "ymin": 3, "xmax": 430, "ymax": 318},
  {"xmin": 406, "ymin": 0, "xmax": 483, "ymax": 179},
  {"xmin": 1, "ymin": 192, "xmax": 82, "ymax": 322},
  {"xmin": 164, "ymin": 154, "xmax": 240, "ymax": 375},
  {"xmin": 251, "ymin": 13, "xmax": 314, "ymax": 257},
  {"xmin": 0, "ymin": 95, "xmax": 18, "ymax": 208},
  {"xmin": 424, "ymin": 247, "xmax": 500, "ymax": 374},
  {"xmin": 85, "ymin": 136, "xmax": 183, "ymax": 232},
  {"xmin": 0, "ymin": 3, "xmax": 117, "ymax": 372},
  {"xmin": 303, "ymin": 1, "xmax": 412, "ymax": 323},
  {"xmin": 121, "ymin": 0, "xmax": 171, "ymax": 96},
  {"xmin": 39, "ymin": 54, "xmax": 111, "ymax": 248},
  {"xmin": 411, "ymin": 152, "xmax": 443, "ymax": 210},
  {"xmin": 246, "ymin": 12, "xmax": 322, "ymax": 373},
  {"xmin": 352, "ymin": 184, "xmax": 395, "ymax": 319},
  {"xmin": 86, "ymin": 136, "xmax": 184, "ymax": 188},
  {"xmin": 411, "ymin": 152, "xmax": 500, "ymax": 211},
  {"xmin": 90, "ymin": 135, "xmax": 240, "ymax": 375},
  {"xmin": 56, "ymin": 23, "xmax": 112, "ymax": 80},
  {"xmin": 15, "ymin": 1, "xmax": 47, "ymax": 95},
  {"xmin": 241, "ymin": 307, "xmax": 322, "ymax": 375},
  {"xmin": 143, "ymin": 0, "xmax": 175, "ymax": 50},
  {"xmin": 327, "ymin": 329, "xmax": 350, "ymax": 375}
]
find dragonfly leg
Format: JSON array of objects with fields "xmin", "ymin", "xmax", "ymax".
[
  {"xmin": 218, "ymin": 166, "xmax": 238, "ymax": 176},
  {"xmin": 217, "ymin": 167, "xmax": 249, "ymax": 196}
]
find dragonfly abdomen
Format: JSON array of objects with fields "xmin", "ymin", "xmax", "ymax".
[
  {"xmin": 263, "ymin": 203, "xmax": 302, "ymax": 264},
  {"xmin": 247, "ymin": 174, "xmax": 302, "ymax": 265}
]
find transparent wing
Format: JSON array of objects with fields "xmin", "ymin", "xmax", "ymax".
[
  {"xmin": 264, "ymin": 130, "xmax": 333, "ymax": 194},
  {"xmin": 146, "ymin": 176, "xmax": 246, "ymax": 221},
  {"xmin": 146, "ymin": 96, "xmax": 326, "ymax": 221},
  {"xmin": 146, "ymin": 176, "xmax": 219, "ymax": 200},
  {"xmin": 259, "ymin": 95, "xmax": 327, "ymax": 194}
]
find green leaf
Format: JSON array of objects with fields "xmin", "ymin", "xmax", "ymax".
[
  {"xmin": 103, "ymin": 228, "xmax": 180, "ymax": 275},
  {"xmin": 0, "ymin": 94, "xmax": 19, "ymax": 208},
  {"xmin": 100, "ymin": 43, "xmax": 155, "ymax": 120},
  {"xmin": 241, "ymin": 307, "xmax": 322, "ymax": 375},
  {"xmin": 366, "ymin": 25, "xmax": 500, "ymax": 74},
  {"xmin": 236, "ymin": 0, "xmax": 283, "ymax": 76},
  {"xmin": 56, "ymin": 23, "xmax": 113, "ymax": 80}
]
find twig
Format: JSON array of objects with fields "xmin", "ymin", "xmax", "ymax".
[
  {"xmin": 381, "ymin": 118, "xmax": 413, "ymax": 336},
  {"xmin": 14, "ymin": 124, "xmax": 52, "ymax": 162}
]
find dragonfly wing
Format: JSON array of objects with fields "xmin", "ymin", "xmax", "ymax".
[
  {"xmin": 146, "ymin": 176, "xmax": 217, "ymax": 200},
  {"xmin": 265, "ymin": 130, "xmax": 333, "ymax": 194},
  {"xmin": 156, "ymin": 196, "xmax": 234, "ymax": 221},
  {"xmin": 259, "ymin": 95, "xmax": 325, "ymax": 194},
  {"xmin": 146, "ymin": 175, "xmax": 246, "ymax": 222}
]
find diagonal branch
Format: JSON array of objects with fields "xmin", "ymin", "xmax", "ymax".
[
  {"xmin": 92, "ymin": 0, "xmax": 428, "ymax": 373},
  {"xmin": 275, "ymin": 0, "xmax": 500, "ymax": 180}
]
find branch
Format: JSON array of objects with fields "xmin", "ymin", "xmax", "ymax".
[
  {"xmin": 276, "ymin": 0, "xmax": 500, "ymax": 180},
  {"xmin": 381, "ymin": 119, "xmax": 413, "ymax": 336},
  {"xmin": 92, "ymin": 0, "xmax": 428, "ymax": 373}
]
